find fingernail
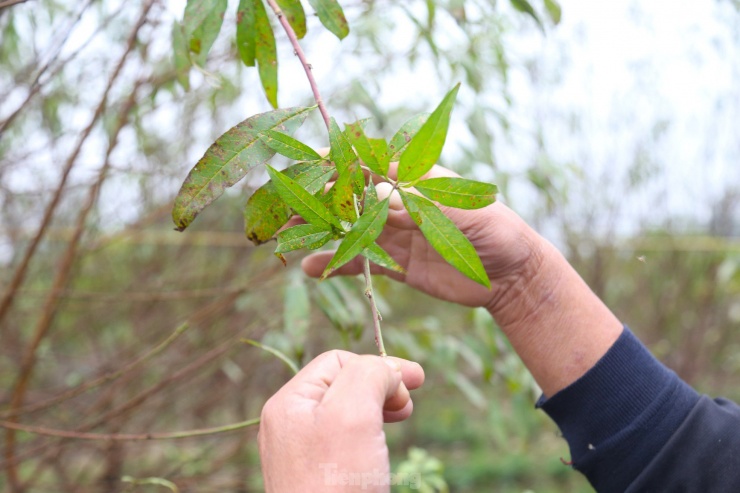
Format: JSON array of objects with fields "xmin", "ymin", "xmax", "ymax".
[{"xmin": 384, "ymin": 358, "xmax": 401, "ymax": 372}]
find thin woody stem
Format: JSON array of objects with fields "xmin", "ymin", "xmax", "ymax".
[
  {"xmin": 265, "ymin": 0, "xmax": 387, "ymax": 355},
  {"xmin": 264, "ymin": 0, "xmax": 331, "ymax": 131},
  {"xmin": 364, "ymin": 258, "xmax": 386, "ymax": 356},
  {"xmin": 0, "ymin": 417, "xmax": 260, "ymax": 441}
]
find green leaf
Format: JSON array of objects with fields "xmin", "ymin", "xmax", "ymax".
[
  {"xmin": 329, "ymin": 118, "xmax": 364, "ymax": 195},
  {"xmin": 173, "ymin": 106, "xmax": 314, "ymax": 231},
  {"xmin": 397, "ymin": 84, "xmax": 460, "ymax": 182},
  {"xmin": 276, "ymin": 224, "xmax": 332, "ymax": 253},
  {"xmin": 510, "ymin": 0, "xmax": 544, "ymax": 31},
  {"xmin": 364, "ymin": 180, "xmax": 379, "ymax": 210},
  {"xmin": 321, "ymin": 199, "xmax": 390, "ymax": 279},
  {"xmin": 362, "ymin": 243, "xmax": 406, "ymax": 274},
  {"xmin": 399, "ymin": 191, "xmax": 490, "ymax": 288},
  {"xmin": 313, "ymin": 278, "xmax": 365, "ymax": 339},
  {"xmin": 244, "ymin": 162, "xmax": 333, "ymax": 244},
  {"xmin": 543, "ymin": 0, "xmax": 562, "ymax": 25},
  {"xmin": 307, "ymin": 0, "xmax": 349, "ymax": 40},
  {"xmin": 260, "ymin": 130, "xmax": 322, "ymax": 161},
  {"xmin": 255, "ymin": 0, "xmax": 278, "ymax": 108},
  {"xmin": 172, "ymin": 22, "xmax": 191, "ymax": 90},
  {"xmin": 276, "ymin": 0, "xmax": 307, "ymax": 38},
  {"xmin": 328, "ymin": 170, "xmax": 358, "ymax": 223},
  {"xmin": 329, "ymin": 117, "xmax": 356, "ymax": 174},
  {"xmin": 414, "ymin": 177, "xmax": 498, "ymax": 209},
  {"xmin": 236, "ymin": 0, "xmax": 256, "ymax": 67},
  {"xmin": 266, "ymin": 165, "xmax": 344, "ymax": 232},
  {"xmin": 183, "ymin": 0, "xmax": 227, "ymax": 66},
  {"xmin": 389, "ymin": 113, "xmax": 429, "ymax": 161},
  {"xmin": 345, "ymin": 121, "xmax": 390, "ymax": 176}
]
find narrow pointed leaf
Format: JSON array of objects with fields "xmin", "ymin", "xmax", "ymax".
[
  {"xmin": 255, "ymin": 0, "xmax": 278, "ymax": 108},
  {"xmin": 415, "ymin": 177, "xmax": 498, "ymax": 209},
  {"xmin": 329, "ymin": 170, "xmax": 357, "ymax": 223},
  {"xmin": 364, "ymin": 180, "xmax": 378, "ymax": 210},
  {"xmin": 276, "ymin": 0, "xmax": 307, "ymax": 38},
  {"xmin": 172, "ymin": 22, "xmax": 191, "ymax": 90},
  {"xmin": 236, "ymin": 0, "xmax": 256, "ymax": 67},
  {"xmin": 329, "ymin": 117, "xmax": 356, "ymax": 174},
  {"xmin": 266, "ymin": 165, "xmax": 343, "ymax": 231},
  {"xmin": 389, "ymin": 113, "xmax": 429, "ymax": 161},
  {"xmin": 345, "ymin": 121, "xmax": 390, "ymax": 176},
  {"xmin": 183, "ymin": 0, "xmax": 227, "ymax": 65},
  {"xmin": 510, "ymin": 0, "xmax": 544, "ymax": 30},
  {"xmin": 399, "ymin": 191, "xmax": 490, "ymax": 288},
  {"xmin": 543, "ymin": 0, "xmax": 562, "ymax": 24},
  {"xmin": 173, "ymin": 106, "xmax": 314, "ymax": 231},
  {"xmin": 398, "ymin": 84, "xmax": 460, "ymax": 182},
  {"xmin": 321, "ymin": 199, "xmax": 390, "ymax": 279},
  {"xmin": 244, "ymin": 162, "xmax": 332, "ymax": 244},
  {"xmin": 307, "ymin": 0, "xmax": 349, "ymax": 40},
  {"xmin": 276, "ymin": 224, "xmax": 332, "ymax": 253},
  {"xmin": 260, "ymin": 130, "xmax": 322, "ymax": 161},
  {"xmin": 362, "ymin": 243, "xmax": 406, "ymax": 274}
]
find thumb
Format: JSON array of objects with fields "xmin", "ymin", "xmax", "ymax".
[{"xmin": 319, "ymin": 356, "xmax": 404, "ymax": 424}]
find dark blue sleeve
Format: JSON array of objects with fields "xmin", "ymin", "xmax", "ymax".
[{"xmin": 536, "ymin": 326, "xmax": 740, "ymax": 492}]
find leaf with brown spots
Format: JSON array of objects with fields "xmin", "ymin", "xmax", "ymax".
[
  {"xmin": 275, "ymin": 224, "xmax": 331, "ymax": 253},
  {"xmin": 328, "ymin": 169, "xmax": 357, "ymax": 223},
  {"xmin": 345, "ymin": 121, "xmax": 390, "ymax": 177},
  {"xmin": 276, "ymin": 0, "xmax": 307, "ymax": 39},
  {"xmin": 183, "ymin": 0, "xmax": 227, "ymax": 66},
  {"xmin": 307, "ymin": 0, "xmax": 349, "ymax": 40},
  {"xmin": 172, "ymin": 106, "xmax": 314, "ymax": 232},
  {"xmin": 321, "ymin": 198, "xmax": 390, "ymax": 279},
  {"xmin": 414, "ymin": 177, "xmax": 498, "ymax": 210},
  {"xmin": 388, "ymin": 113, "xmax": 429, "ymax": 161},
  {"xmin": 244, "ymin": 162, "xmax": 333, "ymax": 245}
]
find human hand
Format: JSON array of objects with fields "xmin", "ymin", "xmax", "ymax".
[
  {"xmin": 302, "ymin": 164, "xmax": 545, "ymax": 317},
  {"xmin": 258, "ymin": 350, "xmax": 425, "ymax": 492}
]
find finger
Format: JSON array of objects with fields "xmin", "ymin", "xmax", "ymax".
[
  {"xmin": 319, "ymin": 355, "xmax": 404, "ymax": 422},
  {"xmin": 383, "ymin": 381, "xmax": 410, "ymax": 413},
  {"xmin": 384, "ymin": 399, "xmax": 414, "ymax": 423},
  {"xmin": 389, "ymin": 358, "xmax": 425, "ymax": 390},
  {"xmin": 385, "ymin": 161, "xmax": 461, "ymax": 181},
  {"xmin": 276, "ymin": 349, "xmax": 357, "ymax": 403}
]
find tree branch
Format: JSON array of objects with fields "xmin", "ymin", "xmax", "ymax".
[{"xmin": 0, "ymin": 417, "xmax": 260, "ymax": 441}]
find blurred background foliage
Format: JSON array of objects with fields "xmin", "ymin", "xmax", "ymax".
[{"xmin": 0, "ymin": 0, "xmax": 738, "ymax": 491}]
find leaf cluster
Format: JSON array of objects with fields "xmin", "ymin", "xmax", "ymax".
[
  {"xmin": 172, "ymin": 0, "xmax": 349, "ymax": 106},
  {"xmin": 173, "ymin": 84, "xmax": 498, "ymax": 288}
]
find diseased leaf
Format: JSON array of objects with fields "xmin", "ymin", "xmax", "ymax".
[
  {"xmin": 244, "ymin": 162, "xmax": 332, "ymax": 244},
  {"xmin": 321, "ymin": 199, "xmax": 390, "ymax": 279},
  {"xmin": 400, "ymin": 190, "xmax": 490, "ymax": 288},
  {"xmin": 329, "ymin": 118, "xmax": 364, "ymax": 195},
  {"xmin": 345, "ymin": 121, "xmax": 390, "ymax": 176},
  {"xmin": 260, "ymin": 130, "xmax": 322, "ymax": 161},
  {"xmin": 397, "ymin": 84, "xmax": 460, "ymax": 183},
  {"xmin": 510, "ymin": 0, "xmax": 544, "ymax": 30},
  {"xmin": 364, "ymin": 180, "xmax": 378, "ymax": 210},
  {"xmin": 255, "ymin": 0, "xmax": 278, "ymax": 108},
  {"xmin": 172, "ymin": 22, "xmax": 191, "ymax": 90},
  {"xmin": 362, "ymin": 242, "xmax": 406, "ymax": 274},
  {"xmin": 329, "ymin": 170, "xmax": 357, "ymax": 223},
  {"xmin": 183, "ymin": 0, "xmax": 227, "ymax": 66},
  {"xmin": 276, "ymin": 0, "xmax": 307, "ymax": 38},
  {"xmin": 266, "ymin": 165, "xmax": 344, "ymax": 232},
  {"xmin": 173, "ymin": 106, "xmax": 314, "ymax": 231},
  {"xmin": 389, "ymin": 113, "xmax": 429, "ymax": 161},
  {"xmin": 276, "ymin": 224, "xmax": 332, "ymax": 253},
  {"xmin": 329, "ymin": 117, "xmax": 356, "ymax": 174},
  {"xmin": 543, "ymin": 0, "xmax": 562, "ymax": 25},
  {"xmin": 236, "ymin": 0, "xmax": 256, "ymax": 67},
  {"xmin": 307, "ymin": 0, "xmax": 349, "ymax": 40},
  {"xmin": 414, "ymin": 177, "xmax": 498, "ymax": 209}
]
